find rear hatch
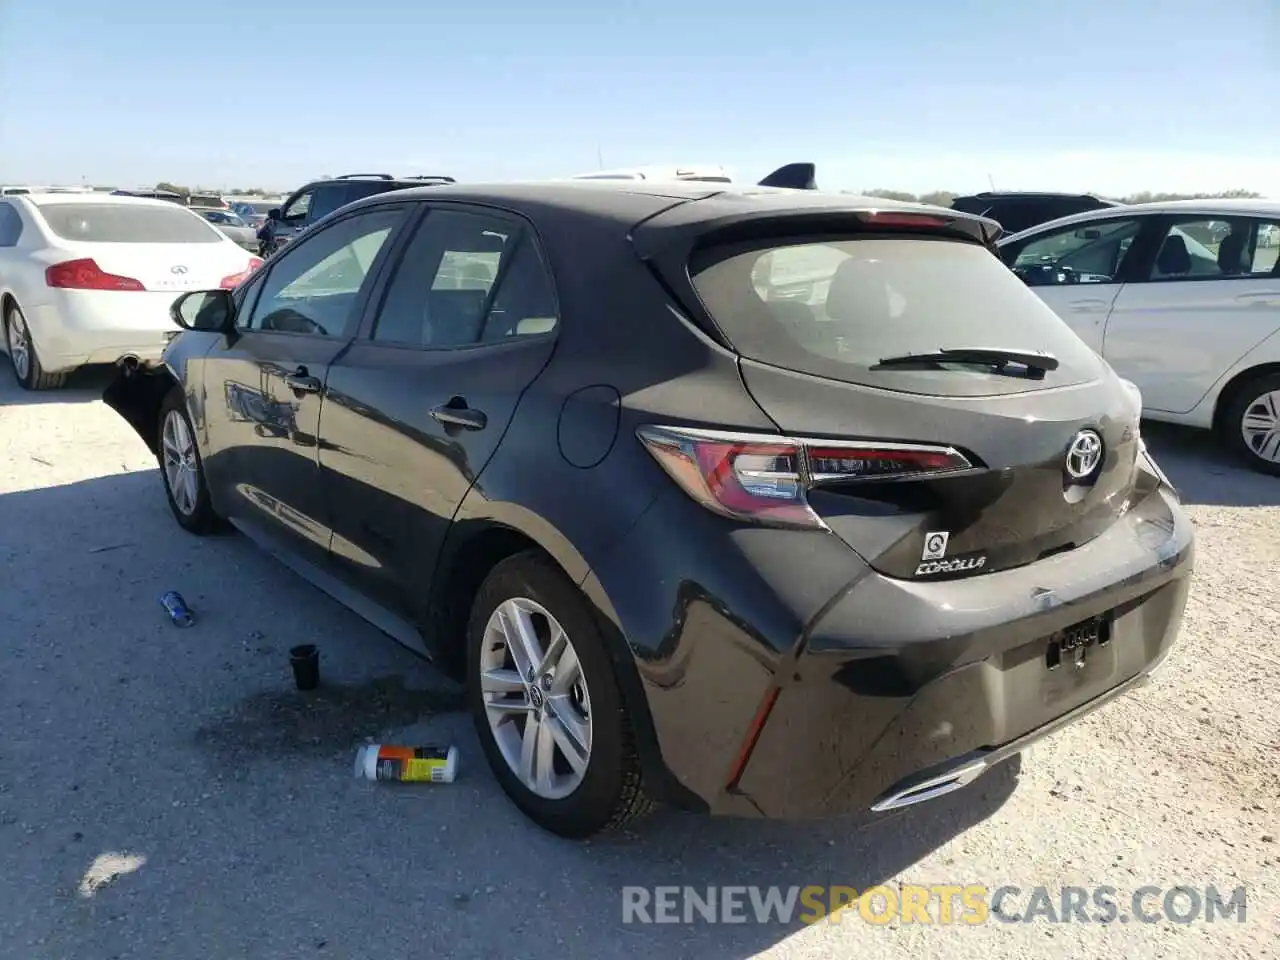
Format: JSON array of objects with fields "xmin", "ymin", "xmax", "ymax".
[{"xmin": 647, "ymin": 208, "xmax": 1143, "ymax": 581}]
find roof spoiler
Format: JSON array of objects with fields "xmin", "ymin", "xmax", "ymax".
[{"xmin": 757, "ymin": 162, "xmax": 817, "ymax": 190}]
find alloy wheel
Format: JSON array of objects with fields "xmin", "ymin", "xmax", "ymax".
[
  {"xmin": 1239, "ymin": 389, "xmax": 1280, "ymax": 463},
  {"xmin": 478, "ymin": 597, "xmax": 592, "ymax": 800},
  {"xmin": 6, "ymin": 309, "xmax": 30, "ymax": 382},
  {"xmin": 161, "ymin": 409, "xmax": 200, "ymax": 516}
]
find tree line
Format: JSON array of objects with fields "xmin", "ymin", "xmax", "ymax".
[
  {"xmin": 124, "ymin": 183, "xmax": 1267, "ymax": 205},
  {"xmin": 856, "ymin": 188, "xmax": 1264, "ymax": 206}
]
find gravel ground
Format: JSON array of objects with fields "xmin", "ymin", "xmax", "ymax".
[{"xmin": 0, "ymin": 365, "xmax": 1276, "ymax": 960}]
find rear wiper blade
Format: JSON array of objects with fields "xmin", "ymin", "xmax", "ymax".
[{"xmin": 872, "ymin": 347, "xmax": 1060, "ymax": 374}]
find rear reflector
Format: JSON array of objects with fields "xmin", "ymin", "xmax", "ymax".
[
  {"xmin": 220, "ymin": 256, "xmax": 264, "ymax": 289},
  {"xmin": 637, "ymin": 425, "xmax": 972, "ymax": 529},
  {"xmin": 46, "ymin": 258, "xmax": 145, "ymax": 291}
]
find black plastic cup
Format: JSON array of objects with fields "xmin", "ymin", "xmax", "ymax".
[{"xmin": 289, "ymin": 644, "xmax": 320, "ymax": 691}]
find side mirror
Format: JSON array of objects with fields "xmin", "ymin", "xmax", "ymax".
[
  {"xmin": 268, "ymin": 207, "xmax": 282, "ymax": 220},
  {"xmin": 171, "ymin": 289, "xmax": 235, "ymax": 333}
]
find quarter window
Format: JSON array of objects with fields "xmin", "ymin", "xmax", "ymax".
[
  {"xmin": 371, "ymin": 209, "xmax": 558, "ymax": 348},
  {"xmin": 243, "ymin": 207, "xmax": 404, "ymax": 337},
  {"xmin": 1008, "ymin": 217, "xmax": 1143, "ymax": 285}
]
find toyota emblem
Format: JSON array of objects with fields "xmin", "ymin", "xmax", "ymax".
[
  {"xmin": 170, "ymin": 265, "xmax": 188, "ymax": 275},
  {"xmin": 1065, "ymin": 430, "xmax": 1103, "ymax": 480}
]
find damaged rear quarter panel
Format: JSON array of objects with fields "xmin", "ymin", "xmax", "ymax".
[{"xmin": 102, "ymin": 333, "xmax": 215, "ymax": 456}]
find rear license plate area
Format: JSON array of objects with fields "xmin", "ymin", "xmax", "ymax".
[{"xmin": 1045, "ymin": 614, "xmax": 1111, "ymax": 671}]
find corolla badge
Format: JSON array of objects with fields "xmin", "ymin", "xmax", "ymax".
[{"xmin": 1065, "ymin": 429, "xmax": 1103, "ymax": 480}]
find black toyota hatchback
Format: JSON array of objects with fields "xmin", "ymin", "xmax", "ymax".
[{"xmin": 103, "ymin": 181, "xmax": 1194, "ymax": 839}]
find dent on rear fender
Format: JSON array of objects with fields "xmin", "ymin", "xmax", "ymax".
[{"xmin": 102, "ymin": 367, "xmax": 175, "ymax": 455}]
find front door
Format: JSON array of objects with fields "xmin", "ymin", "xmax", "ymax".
[
  {"xmin": 316, "ymin": 204, "xmax": 560, "ymax": 626},
  {"xmin": 1002, "ymin": 214, "xmax": 1149, "ymax": 355},
  {"xmin": 200, "ymin": 204, "xmax": 408, "ymax": 564},
  {"xmin": 1103, "ymin": 214, "xmax": 1280, "ymax": 414}
]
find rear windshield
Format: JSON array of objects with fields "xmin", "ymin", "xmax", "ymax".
[
  {"xmin": 688, "ymin": 236, "xmax": 1103, "ymax": 396},
  {"xmin": 38, "ymin": 203, "xmax": 223, "ymax": 243}
]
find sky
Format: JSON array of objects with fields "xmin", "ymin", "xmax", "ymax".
[{"xmin": 1, "ymin": 0, "xmax": 1277, "ymax": 197}]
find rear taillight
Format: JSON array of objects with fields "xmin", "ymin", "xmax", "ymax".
[
  {"xmin": 220, "ymin": 256, "xmax": 264, "ymax": 289},
  {"xmin": 45, "ymin": 258, "xmax": 145, "ymax": 291},
  {"xmin": 637, "ymin": 425, "xmax": 972, "ymax": 529}
]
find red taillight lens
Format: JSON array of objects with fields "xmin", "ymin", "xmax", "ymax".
[
  {"xmin": 45, "ymin": 258, "xmax": 145, "ymax": 291},
  {"xmin": 857, "ymin": 211, "xmax": 953, "ymax": 229},
  {"xmin": 637, "ymin": 425, "xmax": 972, "ymax": 529},
  {"xmin": 220, "ymin": 256, "xmax": 264, "ymax": 289}
]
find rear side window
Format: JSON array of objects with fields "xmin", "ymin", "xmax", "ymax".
[
  {"xmin": 689, "ymin": 236, "xmax": 1103, "ymax": 396},
  {"xmin": 0, "ymin": 203, "xmax": 22, "ymax": 246},
  {"xmin": 36, "ymin": 203, "xmax": 223, "ymax": 243}
]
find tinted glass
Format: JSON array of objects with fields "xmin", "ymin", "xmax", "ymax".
[
  {"xmin": 37, "ymin": 203, "xmax": 223, "ymax": 243},
  {"xmin": 280, "ymin": 190, "xmax": 312, "ymax": 222},
  {"xmin": 307, "ymin": 184, "xmax": 351, "ymax": 223},
  {"xmin": 244, "ymin": 207, "xmax": 404, "ymax": 336},
  {"xmin": 0, "ymin": 203, "xmax": 21, "ymax": 246},
  {"xmin": 690, "ymin": 236, "xmax": 1101, "ymax": 395},
  {"xmin": 372, "ymin": 209, "xmax": 557, "ymax": 348},
  {"xmin": 343, "ymin": 181, "xmax": 399, "ymax": 202}
]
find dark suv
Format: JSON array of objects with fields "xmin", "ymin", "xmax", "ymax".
[
  {"xmin": 257, "ymin": 173, "xmax": 454, "ymax": 257},
  {"xmin": 950, "ymin": 192, "xmax": 1122, "ymax": 236}
]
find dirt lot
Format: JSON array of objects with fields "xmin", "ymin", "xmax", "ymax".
[{"xmin": 0, "ymin": 366, "xmax": 1276, "ymax": 959}]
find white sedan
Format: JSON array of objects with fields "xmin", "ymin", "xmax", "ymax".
[
  {"xmin": 0, "ymin": 192, "xmax": 262, "ymax": 390},
  {"xmin": 997, "ymin": 199, "xmax": 1280, "ymax": 474}
]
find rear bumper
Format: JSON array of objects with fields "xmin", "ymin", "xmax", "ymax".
[
  {"xmin": 593, "ymin": 482, "xmax": 1194, "ymax": 819},
  {"xmin": 24, "ymin": 291, "xmax": 180, "ymax": 372}
]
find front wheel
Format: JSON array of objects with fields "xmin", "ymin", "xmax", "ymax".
[
  {"xmin": 158, "ymin": 389, "xmax": 223, "ymax": 533},
  {"xmin": 1223, "ymin": 373, "xmax": 1280, "ymax": 476},
  {"xmin": 467, "ymin": 552, "xmax": 654, "ymax": 839}
]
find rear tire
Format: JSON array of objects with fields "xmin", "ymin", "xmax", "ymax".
[
  {"xmin": 158, "ymin": 388, "xmax": 223, "ymax": 534},
  {"xmin": 1222, "ymin": 372, "xmax": 1280, "ymax": 476},
  {"xmin": 467, "ymin": 551, "xmax": 654, "ymax": 839},
  {"xmin": 4, "ymin": 302, "xmax": 68, "ymax": 391}
]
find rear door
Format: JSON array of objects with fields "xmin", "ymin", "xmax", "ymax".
[
  {"xmin": 317, "ymin": 203, "xmax": 559, "ymax": 618},
  {"xmin": 669, "ymin": 220, "xmax": 1143, "ymax": 581},
  {"xmin": 1102, "ymin": 213, "xmax": 1280, "ymax": 414},
  {"xmin": 199, "ymin": 203, "xmax": 408, "ymax": 565},
  {"xmin": 1000, "ymin": 213, "xmax": 1153, "ymax": 354}
]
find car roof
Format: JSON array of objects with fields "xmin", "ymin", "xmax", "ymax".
[
  {"xmin": 351, "ymin": 179, "xmax": 999, "ymax": 236},
  {"xmin": 998, "ymin": 197, "xmax": 1280, "ymax": 243},
  {"xmin": 955, "ymin": 191, "xmax": 1116, "ymax": 201},
  {"xmin": 19, "ymin": 192, "xmax": 196, "ymax": 209}
]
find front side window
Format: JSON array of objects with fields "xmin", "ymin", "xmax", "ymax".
[
  {"xmin": 1008, "ymin": 217, "xmax": 1143, "ymax": 285},
  {"xmin": 279, "ymin": 190, "xmax": 313, "ymax": 223},
  {"xmin": 370, "ymin": 208, "xmax": 558, "ymax": 348},
  {"xmin": 307, "ymin": 184, "xmax": 352, "ymax": 223},
  {"xmin": 243, "ymin": 207, "xmax": 404, "ymax": 336}
]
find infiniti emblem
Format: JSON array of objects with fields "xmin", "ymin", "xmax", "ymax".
[
  {"xmin": 1065, "ymin": 430, "xmax": 1103, "ymax": 480},
  {"xmin": 170, "ymin": 265, "xmax": 188, "ymax": 275}
]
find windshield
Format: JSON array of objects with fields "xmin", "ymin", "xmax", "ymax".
[
  {"xmin": 38, "ymin": 203, "xmax": 224, "ymax": 243},
  {"xmin": 689, "ymin": 236, "xmax": 1103, "ymax": 396}
]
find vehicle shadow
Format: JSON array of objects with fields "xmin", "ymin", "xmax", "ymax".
[
  {"xmin": 0, "ymin": 363, "xmax": 118, "ymax": 405},
  {"xmin": 1139, "ymin": 420, "xmax": 1280, "ymax": 508},
  {"xmin": 1, "ymin": 468, "xmax": 1019, "ymax": 959}
]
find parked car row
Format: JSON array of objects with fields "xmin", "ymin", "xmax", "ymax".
[
  {"xmin": 97, "ymin": 179, "xmax": 1194, "ymax": 839},
  {"xmin": 0, "ymin": 192, "xmax": 262, "ymax": 388}
]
